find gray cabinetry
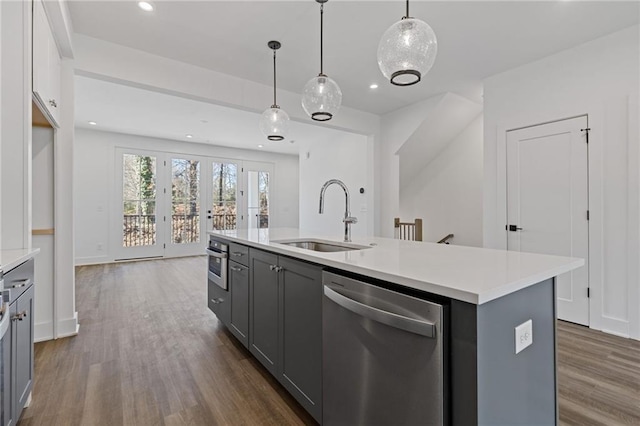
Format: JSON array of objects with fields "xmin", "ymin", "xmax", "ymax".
[
  {"xmin": 13, "ymin": 285, "xmax": 34, "ymax": 420},
  {"xmin": 228, "ymin": 260, "xmax": 249, "ymax": 348},
  {"xmin": 248, "ymin": 248, "xmax": 322, "ymax": 423},
  {"xmin": 278, "ymin": 256, "xmax": 322, "ymax": 422},
  {"xmin": 208, "ymin": 275, "xmax": 230, "ymax": 328},
  {"xmin": 248, "ymin": 249, "xmax": 279, "ymax": 376},
  {"xmin": 2, "ymin": 259, "xmax": 35, "ymax": 425}
]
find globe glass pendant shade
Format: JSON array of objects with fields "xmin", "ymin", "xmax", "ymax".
[
  {"xmin": 260, "ymin": 106, "xmax": 290, "ymax": 141},
  {"xmin": 377, "ymin": 17, "xmax": 437, "ymax": 86},
  {"xmin": 301, "ymin": 74, "xmax": 342, "ymax": 121}
]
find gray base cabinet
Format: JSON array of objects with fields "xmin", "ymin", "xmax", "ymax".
[
  {"xmin": 208, "ymin": 274, "xmax": 231, "ymax": 329},
  {"xmin": 278, "ymin": 257, "xmax": 322, "ymax": 422},
  {"xmin": 248, "ymin": 249, "xmax": 279, "ymax": 376},
  {"xmin": 2, "ymin": 259, "xmax": 35, "ymax": 426},
  {"xmin": 228, "ymin": 260, "xmax": 249, "ymax": 348},
  {"xmin": 249, "ymin": 248, "xmax": 323, "ymax": 423}
]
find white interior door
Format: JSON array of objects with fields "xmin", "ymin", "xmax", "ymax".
[
  {"xmin": 506, "ymin": 116, "xmax": 589, "ymax": 325},
  {"xmin": 115, "ymin": 148, "xmax": 166, "ymax": 260}
]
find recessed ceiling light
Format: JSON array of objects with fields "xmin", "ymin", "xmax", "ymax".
[
  {"xmin": 258, "ymin": 144, "xmax": 264, "ymax": 148},
  {"xmin": 138, "ymin": 1, "xmax": 154, "ymax": 12},
  {"xmin": 369, "ymin": 83, "xmax": 379, "ymax": 89},
  {"xmin": 88, "ymin": 121, "xmax": 97, "ymax": 126},
  {"xmin": 185, "ymin": 134, "xmax": 193, "ymax": 138}
]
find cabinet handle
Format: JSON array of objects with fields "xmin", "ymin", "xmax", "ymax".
[
  {"xmin": 269, "ymin": 265, "xmax": 277, "ymax": 271},
  {"xmin": 11, "ymin": 311, "xmax": 27, "ymax": 321},
  {"xmin": 230, "ymin": 266, "xmax": 242, "ymax": 272},
  {"xmin": 231, "ymin": 252, "xmax": 244, "ymax": 257},
  {"xmin": 210, "ymin": 298, "xmax": 224, "ymax": 304},
  {"xmin": 49, "ymin": 99, "xmax": 57, "ymax": 108},
  {"xmin": 275, "ymin": 266, "xmax": 284, "ymax": 273},
  {"xmin": 12, "ymin": 279, "xmax": 30, "ymax": 289}
]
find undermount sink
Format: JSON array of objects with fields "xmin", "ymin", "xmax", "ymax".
[{"xmin": 273, "ymin": 239, "xmax": 370, "ymax": 253}]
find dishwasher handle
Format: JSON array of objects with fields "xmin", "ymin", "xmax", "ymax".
[{"xmin": 324, "ymin": 285, "xmax": 436, "ymax": 338}]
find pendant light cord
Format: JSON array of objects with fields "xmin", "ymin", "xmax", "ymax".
[
  {"xmin": 406, "ymin": 0, "xmax": 409, "ymax": 18},
  {"xmin": 320, "ymin": 3, "xmax": 324, "ymax": 75},
  {"xmin": 272, "ymin": 49, "xmax": 277, "ymax": 107}
]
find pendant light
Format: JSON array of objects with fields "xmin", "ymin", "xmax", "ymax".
[
  {"xmin": 377, "ymin": 0, "xmax": 438, "ymax": 86},
  {"xmin": 260, "ymin": 40, "xmax": 290, "ymax": 141},
  {"xmin": 301, "ymin": 0, "xmax": 342, "ymax": 122}
]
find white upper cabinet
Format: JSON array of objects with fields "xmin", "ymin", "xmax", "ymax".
[{"xmin": 32, "ymin": 0, "xmax": 61, "ymax": 127}]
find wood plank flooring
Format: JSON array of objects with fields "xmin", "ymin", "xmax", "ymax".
[{"xmin": 17, "ymin": 256, "xmax": 640, "ymax": 425}]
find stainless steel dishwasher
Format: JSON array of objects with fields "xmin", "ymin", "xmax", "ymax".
[{"xmin": 322, "ymin": 271, "xmax": 446, "ymax": 426}]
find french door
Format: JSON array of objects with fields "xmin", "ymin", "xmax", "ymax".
[
  {"xmin": 116, "ymin": 149, "xmax": 166, "ymax": 260},
  {"xmin": 506, "ymin": 116, "xmax": 589, "ymax": 325},
  {"xmin": 116, "ymin": 149, "xmax": 272, "ymax": 260}
]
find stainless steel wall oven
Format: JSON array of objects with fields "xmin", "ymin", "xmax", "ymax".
[{"xmin": 207, "ymin": 237, "xmax": 228, "ymax": 290}]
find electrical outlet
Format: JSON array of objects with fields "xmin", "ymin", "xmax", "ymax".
[{"xmin": 515, "ymin": 319, "xmax": 533, "ymax": 354}]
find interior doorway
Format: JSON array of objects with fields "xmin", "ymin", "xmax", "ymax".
[{"xmin": 506, "ymin": 115, "xmax": 589, "ymax": 325}]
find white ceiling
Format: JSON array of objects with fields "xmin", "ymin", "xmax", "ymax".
[
  {"xmin": 68, "ymin": 1, "xmax": 639, "ymax": 115},
  {"xmin": 74, "ymin": 75, "xmax": 352, "ymax": 155}
]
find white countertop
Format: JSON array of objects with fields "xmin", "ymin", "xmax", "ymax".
[
  {"xmin": 0, "ymin": 248, "xmax": 40, "ymax": 272},
  {"xmin": 209, "ymin": 228, "xmax": 584, "ymax": 305}
]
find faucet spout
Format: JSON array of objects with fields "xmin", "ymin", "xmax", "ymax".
[{"xmin": 318, "ymin": 179, "xmax": 356, "ymax": 242}]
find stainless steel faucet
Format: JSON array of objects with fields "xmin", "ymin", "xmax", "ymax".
[{"xmin": 319, "ymin": 179, "xmax": 358, "ymax": 242}]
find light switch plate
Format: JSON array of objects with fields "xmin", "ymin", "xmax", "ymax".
[{"xmin": 515, "ymin": 319, "xmax": 533, "ymax": 354}]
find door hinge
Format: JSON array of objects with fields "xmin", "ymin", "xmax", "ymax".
[
  {"xmin": 581, "ymin": 128, "xmax": 591, "ymax": 144},
  {"xmin": 163, "ymin": 243, "xmax": 166, "ymax": 249},
  {"xmin": 164, "ymin": 160, "xmax": 167, "ymax": 166},
  {"xmin": 587, "ymin": 287, "xmax": 590, "ymax": 298},
  {"xmin": 241, "ymin": 215, "xmax": 244, "ymax": 220},
  {"xmin": 240, "ymin": 190, "xmax": 244, "ymax": 196},
  {"xmin": 587, "ymin": 210, "xmax": 590, "ymax": 220},
  {"xmin": 164, "ymin": 188, "xmax": 166, "ymax": 194},
  {"xmin": 163, "ymin": 216, "xmax": 166, "ymax": 222}
]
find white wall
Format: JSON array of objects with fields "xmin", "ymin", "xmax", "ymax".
[
  {"xmin": 74, "ymin": 128, "xmax": 299, "ymax": 264},
  {"xmin": 32, "ymin": 126, "xmax": 55, "ymax": 341},
  {"xmin": 377, "ymin": 95, "xmax": 445, "ymax": 237},
  {"xmin": 483, "ymin": 25, "xmax": 640, "ymax": 339},
  {"xmin": 400, "ymin": 115, "xmax": 484, "ymax": 246},
  {"xmin": 298, "ymin": 132, "xmax": 372, "ymax": 239}
]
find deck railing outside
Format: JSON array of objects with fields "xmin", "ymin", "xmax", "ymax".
[{"xmin": 123, "ymin": 213, "xmax": 247, "ymax": 247}]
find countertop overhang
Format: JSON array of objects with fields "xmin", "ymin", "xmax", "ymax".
[
  {"xmin": 0, "ymin": 248, "xmax": 40, "ymax": 272},
  {"xmin": 209, "ymin": 228, "xmax": 584, "ymax": 305}
]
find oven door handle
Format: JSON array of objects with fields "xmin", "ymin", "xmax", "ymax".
[
  {"xmin": 206, "ymin": 249, "xmax": 228, "ymax": 259},
  {"xmin": 0, "ymin": 302, "xmax": 10, "ymax": 339}
]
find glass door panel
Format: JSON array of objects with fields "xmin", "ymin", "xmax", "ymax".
[
  {"xmin": 210, "ymin": 161, "xmax": 239, "ymax": 231},
  {"xmin": 166, "ymin": 158, "xmax": 202, "ymax": 256},
  {"xmin": 117, "ymin": 151, "xmax": 164, "ymax": 259},
  {"xmin": 244, "ymin": 161, "xmax": 274, "ymax": 230},
  {"xmin": 248, "ymin": 170, "xmax": 270, "ymax": 229}
]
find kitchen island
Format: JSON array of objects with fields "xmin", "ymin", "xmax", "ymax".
[{"xmin": 208, "ymin": 228, "xmax": 583, "ymax": 425}]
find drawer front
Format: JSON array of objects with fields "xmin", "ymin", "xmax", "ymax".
[
  {"xmin": 3, "ymin": 259, "xmax": 34, "ymax": 304},
  {"xmin": 228, "ymin": 243, "xmax": 249, "ymax": 266}
]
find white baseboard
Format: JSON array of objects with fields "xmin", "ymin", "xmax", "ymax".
[
  {"xmin": 34, "ymin": 321, "xmax": 54, "ymax": 343},
  {"xmin": 75, "ymin": 255, "xmax": 111, "ymax": 266},
  {"xmin": 57, "ymin": 312, "xmax": 79, "ymax": 338}
]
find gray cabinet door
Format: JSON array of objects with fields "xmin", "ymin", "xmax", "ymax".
[
  {"xmin": 229, "ymin": 260, "xmax": 249, "ymax": 348},
  {"xmin": 249, "ymin": 249, "xmax": 279, "ymax": 376},
  {"xmin": 3, "ymin": 302, "xmax": 15, "ymax": 426},
  {"xmin": 13, "ymin": 284, "xmax": 34, "ymax": 421},
  {"xmin": 208, "ymin": 277, "xmax": 231, "ymax": 328},
  {"xmin": 278, "ymin": 257, "xmax": 323, "ymax": 423}
]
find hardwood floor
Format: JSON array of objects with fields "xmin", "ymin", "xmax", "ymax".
[
  {"xmin": 19, "ymin": 256, "xmax": 314, "ymax": 426},
  {"xmin": 557, "ymin": 320, "xmax": 640, "ymax": 425},
  {"xmin": 18, "ymin": 256, "xmax": 640, "ymax": 425}
]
